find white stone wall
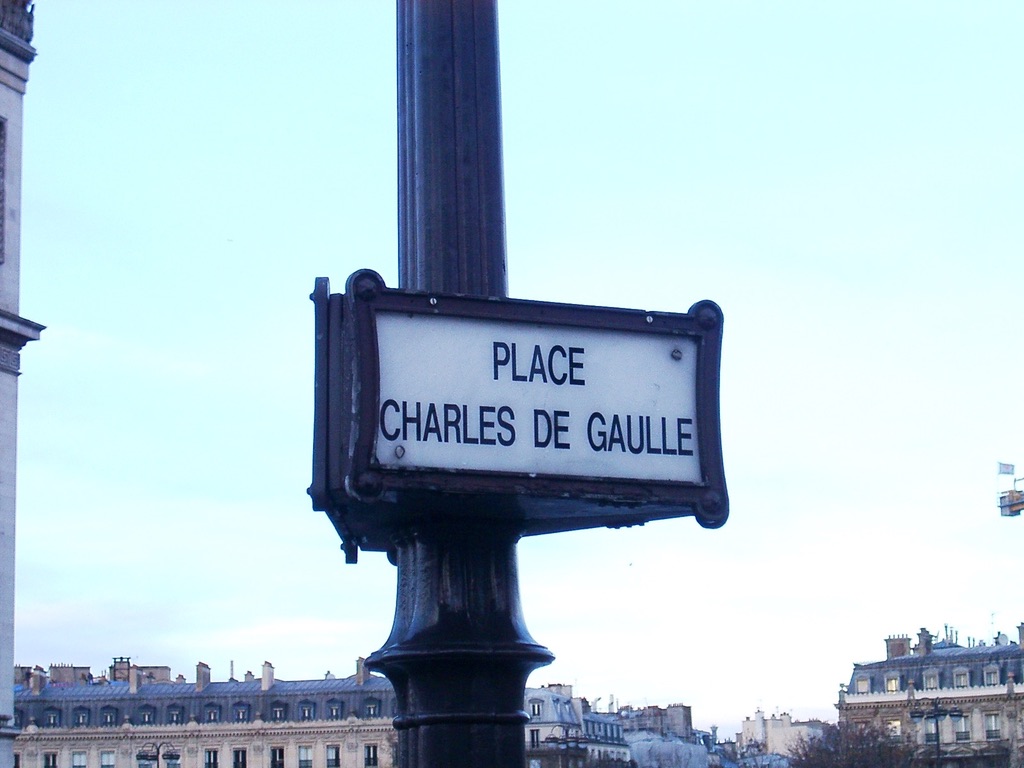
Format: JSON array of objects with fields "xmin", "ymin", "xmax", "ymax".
[
  {"xmin": 15, "ymin": 717, "xmax": 399, "ymax": 768},
  {"xmin": 0, "ymin": 29, "xmax": 33, "ymax": 768}
]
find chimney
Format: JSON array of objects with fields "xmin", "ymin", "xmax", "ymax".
[
  {"xmin": 110, "ymin": 656, "xmax": 131, "ymax": 682},
  {"xmin": 262, "ymin": 661, "xmax": 274, "ymax": 691},
  {"xmin": 129, "ymin": 665, "xmax": 139, "ymax": 694},
  {"xmin": 885, "ymin": 635, "xmax": 911, "ymax": 660},
  {"xmin": 1018, "ymin": 623, "xmax": 1024, "ymax": 646},
  {"xmin": 355, "ymin": 657, "xmax": 368, "ymax": 686},
  {"xmin": 196, "ymin": 662, "xmax": 211, "ymax": 693},
  {"xmin": 29, "ymin": 667, "xmax": 47, "ymax": 695},
  {"xmin": 245, "ymin": 670, "xmax": 255, "ymax": 683},
  {"xmin": 915, "ymin": 628, "xmax": 934, "ymax": 656}
]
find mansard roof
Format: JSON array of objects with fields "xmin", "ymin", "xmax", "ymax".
[
  {"xmin": 15, "ymin": 673, "xmax": 393, "ymax": 703},
  {"xmin": 854, "ymin": 641, "xmax": 1024, "ymax": 672}
]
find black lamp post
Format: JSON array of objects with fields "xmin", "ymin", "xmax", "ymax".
[
  {"xmin": 135, "ymin": 743, "xmax": 180, "ymax": 768},
  {"xmin": 910, "ymin": 699, "xmax": 963, "ymax": 768}
]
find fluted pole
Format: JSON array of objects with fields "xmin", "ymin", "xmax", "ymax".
[{"xmin": 367, "ymin": 2, "xmax": 552, "ymax": 766}]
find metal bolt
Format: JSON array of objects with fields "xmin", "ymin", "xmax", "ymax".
[
  {"xmin": 395, "ymin": 445, "xmax": 406, "ymax": 459},
  {"xmin": 645, "ymin": 315, "xmax": 653, "ymax": 324},
  {"xmin": 429, "ymin": 297, "xmax": 438, "ymax": 306},
  {"xmin": 671, "ymin": 348, "xmax": 682, "ymax": 361}
]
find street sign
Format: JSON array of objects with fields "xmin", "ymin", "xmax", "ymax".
[{"xmin": 310, "ymin": 270, "xmax": 727, "ymax": 553}]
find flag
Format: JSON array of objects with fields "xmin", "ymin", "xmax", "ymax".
[{"xmin": 998, "ymin": 462, "xmax": 1015, "ymax": 475}]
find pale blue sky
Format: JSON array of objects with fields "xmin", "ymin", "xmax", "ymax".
[{"xmin": 13, "ymin": 1, "xmax": 1024, "ymax": 738}]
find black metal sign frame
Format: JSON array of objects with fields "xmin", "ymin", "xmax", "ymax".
[{"xmin": 310, "ymin": 269, "xmax": 727, "ymax": 554}]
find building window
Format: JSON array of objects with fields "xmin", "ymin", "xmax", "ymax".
[
  {"xmin": 953, "ymin": 670, "xmax": 969, "ymax": 688},
  {"xmin": 326, "ymin": 746, "xmax": 341, "ymax": 768},
  {"xmin": 985, "ymin": 668, "xmax": 1000, "ymax": 686},
  {"xmin": 101, "ymin": 707, "xmax": 118, "ymax": 726},
  {"xmin": 887, "ymin": 720, "xmax": 901, "ymax": 738},
  {"xmin": 74, "ymin": 708, "xmax": 90, "ymax": 726},
  {"xmin": 234, "ymin": 704, "xmax": 249, "ymax": 722},
  {"xmin": 232, "ymin": 749, "xmax": 247, "ymax": 768},
  {"xmin": 985, "ymin": 713, "xmax": 1001, "ymax": 740},
  {"xmin": 530, "ymin": 728, "xmax": 541, "ymax": 748},
  {"xmin": 44, "ymin": 709, "xmax": 60, "ymax": 727},
  {"xmin": 14, "ymin": 754, "xmax": 19, "ymax": 768},
  {"xmin": 365, "ymin": 699, "xmax": 380, "ymax": 717},
  {"xmin": 328, "ymin": 701, "xmax": 343, "ymax": 719},
  {"xmin": 298, "ymin": 746, "xmax": 312, "ymax": 768},
  {"xmin": 44, "ymin": 754, "xmax": 57, "ymax": 768},
  {"xmin": 885, "ymin": 676, "xmax": 899, "ymax": 693},
  {"xmin": 205, "ymin": 750, "xmax": 219, "ymax": 768},
  {"xmin": 73, "ymin": 753, "xmax": 87, "ymax": 768},
  {"xmin": 270, "ymin": 748, "xmax": 284, "ymax": 768},
  {"xmin": 855, "ymin": 678, "xmax": 869, "ymax": 694},
  {"xmin": 206, "ymin": 705, "xmax": 221, "ymax": 722},
  {"xmin": 530, "ymin": 700, "xmax": 543, "ymax": 717},
  {"xmin": 101, "ymin": 753, "xmax": 116, "ymax": 768},
  {"xmin": 139, "ymin": 706, "xmax": 155, "ymax": 724},
  {"xmin": 168, "ymin": 707, "xmax": 183, "ymax": 724},
  {"xmin": 923, "ymin": 672, "xmax": 939, "ymax": 690},
  {"xmin": 300, "ymin": 703, "xmax": 315, "ymax": 721},
  {"xmin": 925, "ymin": 719, "xmax": 938, "ymax": 744},
  {"xmin": 955, "ymin": 716, "xmax": 970, "ymax": 742},
  {"xmin": 271, "ymin": 704, "xmax": 286, "ymax": 721},
  {"xmin": 364, "ymin": 745, "xmax": 379, "ymax": 767}
]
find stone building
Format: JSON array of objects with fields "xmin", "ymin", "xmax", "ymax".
[
  {"xmin": 525, "ymin": 685, "xmax": 631, "ymax": 768},
  {"xmin": 0, "ymin": 1, "xmax": 39, "ymax": 765},
  {"xmin": 838, "ymin": 625, "xmax": 1024, "ymax": 768},
  {"xmin": 736, "ymin": 709, "xmax": 826, "ymax": 758},
  {"xmin": 616, "ymin": 703, "xmax": 693, "ymax": 742},
  {"xmin": 13, "ymin": 658, "xmax": 398, "ymax": 768}
]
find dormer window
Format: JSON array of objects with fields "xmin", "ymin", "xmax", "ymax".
[
  {"xmin": 923, "ymin": 671, "xmax": 939, "ymax": 690},
  {"xmin": 530, "ymin": 700, "xmax": 543, "ymax": 717},
  {"xmin": 854, "ymin": 677, "xmax": 870, "ymax": 694},
  {"xmin": 984, "ymin": 667, "xmax": 1000, "ymax": 686},
  {"xmin": 885, "ymin": 675, "xmax": 900, "ymax": 693},
  {"xmin": 953, "ymin": 669, "xmax": 970, "ymax": 688}
]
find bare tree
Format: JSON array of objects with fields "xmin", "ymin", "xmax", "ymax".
[{"xmin": 789, "ymin": 722, "xmax": 911, "ymax": 768}]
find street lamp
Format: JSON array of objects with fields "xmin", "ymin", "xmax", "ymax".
[
  {"xmin": 910, "ymin": 699, "xmax": 963, "ymax": 768},
  {"xmin": 136, "ymin": 743, "xmax": 180, "ymax": 768}
]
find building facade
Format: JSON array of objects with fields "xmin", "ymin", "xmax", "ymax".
[
  {"xmin": 737, "ymin": 709, "xmax": 826, "ymax": 759},
  {"xmin": 525, "ymin": 685, "xmax": 631, "ymax": 768},
  {"xmin": 14, "ymin": 659, "xmax": 398, "ymax": 768},
  {"xmin": 0, "ymin": 2, "xmax": 39, "ymax": 766},
  {"xmin": 838, "ymin": 625, "xmax": 1024, "ymax": 768}
]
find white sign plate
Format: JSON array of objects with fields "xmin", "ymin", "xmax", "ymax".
[{"xmin": 374, "ymin": 311, "xmax": 701, "ymax": 483}]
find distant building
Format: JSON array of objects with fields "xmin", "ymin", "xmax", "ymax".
[
  {"xmin": 736, "ymin": 709, "xmax": 826, "ymax": 758},
  {"xmin": 838, "ymin": 625, "xmax": 1024, "ymax": 767},
  {"xmin": 617, "ymin": 702, "xmax": 693, "ymax": 742},
  {"xmin": 525, "ymin": 684, "xmax": 631, "ymax": 767},
  {"xmin": 14, "ymin": 658, "xmax": 398, "ymax": 768},
  {"xmin": 0, "ymin": 2, "xmax": 39, "ymax": 766}
]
